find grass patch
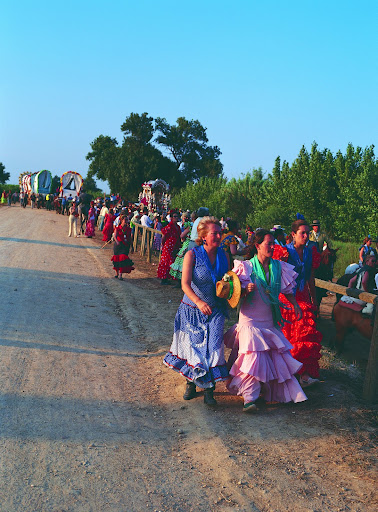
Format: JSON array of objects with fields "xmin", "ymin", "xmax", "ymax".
[{"xmin": 331, "ymin": 240, "xmax": 359, "ymax": 278}]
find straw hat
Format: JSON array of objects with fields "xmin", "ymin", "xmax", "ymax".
[{"xmin": 216, "ymin": 271, "xmax": 241, "ymax": 308}]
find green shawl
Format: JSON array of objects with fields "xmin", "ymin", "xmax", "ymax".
[{"xmin": 249, "ymin": 255, "xmax": 286, "ymax": 328}]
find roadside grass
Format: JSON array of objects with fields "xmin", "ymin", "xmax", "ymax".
[{"xmin": 331, "ymin": 240, "xmax": 359, "ymax": 278}]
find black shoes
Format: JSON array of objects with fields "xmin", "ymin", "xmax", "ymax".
[
  {"xmin": 203, "ymin": 387, "xmax": 217, "ymax": 406},
  {"xmin": 183, "ymin": 381, "xmax": 197, "ymax": 400}
]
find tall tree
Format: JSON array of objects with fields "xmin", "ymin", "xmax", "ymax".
[
  {"xmin": 86, "ymin": 135, "xmax": 121, "ymax": 193},
  {"xmin": 0, "ymin": 162, "xmax": 10, "ymax": 184},
  {"xmin": 121, "ymin": 112, "xmax": 154, "ymax": 144},
  {"xmin": 155, "ymin": 116, "xmax": 223, "ymax": 186}
]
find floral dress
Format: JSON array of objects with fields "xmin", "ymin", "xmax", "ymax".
[
  {"xmin": 274, "ymin": 244, "xmax": 322, "ymax": 378},
  {"xmin": 220, "ymin": 231, "xmax": 238, "ymax": 259},
  {"xmin": 157, "ymin": 222, "xmax": 181, "ymax": 280},
  {"xmin": 169, "ymin": 221, "xmax": 192, "ymax": 280}
]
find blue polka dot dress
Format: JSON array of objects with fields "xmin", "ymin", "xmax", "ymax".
[{"xmin": 163, "ymin": 246, "xmax": 229, "ymax": 388}]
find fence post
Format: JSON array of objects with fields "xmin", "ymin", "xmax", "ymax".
[
  {"xmin": 363, "ymin": 298, "xmax": 378, "ymax": 403},
  {"xmin": 140, "ymin": 227, "xmax": 147, "ymax": 255},
  {"xmin": 133, "ymin": 224, "xmax": 139, "ymax": 253},
  {"xmin": 147, "ymin": 230, "xmax": 153, "ymax": 263}
]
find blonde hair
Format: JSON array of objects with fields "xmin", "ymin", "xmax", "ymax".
[{"xmin": 196, "ymin": 216, "xmax": 221, "ymax": 245}]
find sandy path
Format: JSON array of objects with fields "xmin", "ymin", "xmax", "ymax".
[{"xmin": 0, "ymin": 205, "xmax": 376, "ymax": 512}]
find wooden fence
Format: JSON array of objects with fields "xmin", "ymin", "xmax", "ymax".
[
  {"xmin": 315, "ymin": 278, "xmax": 377, "ymax": 403},
  {"xmin": 132, "ymin": 223, "xmax": 162, "ymax": 263}
]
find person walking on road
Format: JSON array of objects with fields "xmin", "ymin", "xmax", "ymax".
[{"xmin": 68, "ymin": 202, "xmax": 79, "ymax": 237}]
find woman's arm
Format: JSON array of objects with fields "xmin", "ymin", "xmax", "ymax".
[
  {"xmin": 180, "ymin": 226, "xmax": 191, "ymax": 241},
  {"xmin": 181, "ymin": 251, "xmax": 212, "ymax": 315},
  {"xmin": 359, "ymin": 246, "xmax": 365, "ymax": 262},
  {"xmin": 361, "ymin": 271, "xmax": 371, "ymax": 292}
]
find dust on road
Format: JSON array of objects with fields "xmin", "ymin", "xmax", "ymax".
[{"xmin": 0, "ymin": 206, "xmax": 376, "ymax": 512}]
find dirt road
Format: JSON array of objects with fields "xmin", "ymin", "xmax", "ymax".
[{"xmin": 0, "ymin": 206, "xmax": 376, "ymax": 512}]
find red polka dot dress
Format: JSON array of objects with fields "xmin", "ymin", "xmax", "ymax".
[{"xmin": 157, "ymin": 222, "xmax": 181, "ymax": 280}]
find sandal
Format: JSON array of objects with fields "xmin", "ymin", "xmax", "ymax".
[{"xmin": 119, "ymin": 276, "xmax": 124, "ymax": 281}]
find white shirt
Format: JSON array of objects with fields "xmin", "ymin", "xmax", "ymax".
[
  {"xmin": 190, "ymin": 217, "xmax": 202, "ymax": 242},
  {"xmin": 140, "ymin": 214, "xmax": 153, "ymax": 227}
]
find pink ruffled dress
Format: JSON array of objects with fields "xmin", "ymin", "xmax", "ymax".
[{"xmin": 225, "ymin": 260, "xmax": 307, "ymax": 405}]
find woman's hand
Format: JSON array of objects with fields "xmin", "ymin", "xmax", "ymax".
[
  {"xmin": 245, "ymin": 283, "xmax": 256, "ymax": 294},
  {"xmin": 197, "ymin": 300, "xmax": 212, "ymax": 316}
]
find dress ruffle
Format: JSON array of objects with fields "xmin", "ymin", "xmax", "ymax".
[
  {"xmin": 225, "ymin": 321, "xmax": 306, "ymax": 403},
  {"xmin": 111, "ymin": 254, "xmax": 134, "ymax": 274},
  {"xmin": 280, "ymin": 292, "xmax": 322, "ymax": 377},
  {"xmin": 164, "ymin": 302, "xmax": 228, "ymax": 388},
  {"xmin": 273, "ymin": 245, "xmax": 289, "ymax": 261}
]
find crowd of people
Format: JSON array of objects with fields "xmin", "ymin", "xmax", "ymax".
[
  {"xmin": 3, "ymin": 190, "xmax": 376, "ymax": 412},
  {"xmin": 159, "ymin": 208, "xmax": 377, "ymax": 413}
]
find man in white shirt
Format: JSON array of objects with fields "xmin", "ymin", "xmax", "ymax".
[{"xmin": 140, "ymin": 208, "xmax": 153, "ymax": 228}]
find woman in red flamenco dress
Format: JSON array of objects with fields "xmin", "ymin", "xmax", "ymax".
[
  {"xmin": 273, "ymin": 219, "xmax": 322, "ymax": 387},
  {"xmin": 102, "ymin": 208, "xmax": 115, "ymax": 242},
  {"xmin": 85, "ymin": 202, "xmax": 96, "ymax": 238},
  {"xmin": 111, "ymin": 216, "xmax": 134, "ymax": 280},
  {"xmin": 157, "ymin": 211, "xmax": 181, "ymax": 285}
]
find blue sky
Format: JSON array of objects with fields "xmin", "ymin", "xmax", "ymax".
[{"xmin": 1, "ymin": 0, "xmax": 377, "ymax": 193}]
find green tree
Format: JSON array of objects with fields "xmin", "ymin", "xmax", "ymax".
[
  {"xmin": 86, "ymin": 135, "xmax": 121, "ymax": 193},
  {"xmin": 83, "ymin": 175, "xmax": 102, "ymax": 196},
  {"xmin": 0, "ymin": 162, "xmax": 10, "ymax": 184},
  {"xmin": 51, "ymin": 175, "xmax": 61, "ymax": 194},
  {"xmin": 155, "ymin": 116, "xmax": 223, "ymax": 186},
  {"xmin": 121, "ymin": 112, "xmax": 154, "ymax": 144},
  {"xmin": 171, "ymin": 176, "xmax": 227, "ymax": 217}
]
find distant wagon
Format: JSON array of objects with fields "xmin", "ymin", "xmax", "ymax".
[
  {"xmin": 138, "ymin": 179, "xmax": 171, "ymax": 212},
  {"xmin": 59, "ymin": 171, "xmax": 83, "ymax": 198}
]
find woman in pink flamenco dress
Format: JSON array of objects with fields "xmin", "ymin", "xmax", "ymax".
[{"xmin": 225, "ymin": 229, "xmax": 307, "ymax": 413}]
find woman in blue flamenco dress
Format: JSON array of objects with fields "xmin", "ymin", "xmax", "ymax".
[{"xmin": 163, "ymin": 217, "xmax": 231, "ymax": 406}]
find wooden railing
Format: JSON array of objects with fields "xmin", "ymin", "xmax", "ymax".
[
  {"xmin": 132, "ymin": 223, "xmax": 162, "ymax": 263},
  {"xmin": 315, "ymin": 278, "xmax": 377, "ymax": 403}
]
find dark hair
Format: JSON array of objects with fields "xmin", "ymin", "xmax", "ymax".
[
  {"xmin": 227, "ymin": 219, "xmax": 238, "ymax": 232},
  {"xmin": 248, "ymin": 229, "xmax": 274, "ymax": 256},
  {"xmin": 291, "ymin": 219, "xmax": 310, "ymax": 234}
]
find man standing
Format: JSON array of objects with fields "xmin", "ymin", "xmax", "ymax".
[
  {"xmin": 140, "ymin": 207, "xmax": 153, "ymax": 228},
  {"xmin": 309, "ymin": 220, "xmax": 332, "ymax": 251}
]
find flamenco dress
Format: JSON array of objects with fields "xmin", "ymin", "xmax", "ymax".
[
  {"xmin": 85, "ymin": 207, "xmax": 96, "ymax": 237},
  {"xmin": 169, "ymin": 221, "xmax": 192, "ymax": 280},
  {"xmin": 163, "ymin": 245, "xmax": 229, "ymax": 388},
  {"xmin": 111, "ymin": 225, "xmax": 134, "ymax": 274},
  {"xmin": 274, "ymin": 244, "xmax": 322, "ymax": 378},
  {"xmin": 225, "ymin": 258, "xmax": 307, "ymax": 404},
  {"xmin": 102, "ymin": 213, "xmax": 115, "ymax": 241},
  {"xmin": 157, "ymin": 222, "xmax": 181, "ymax": 280}
]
